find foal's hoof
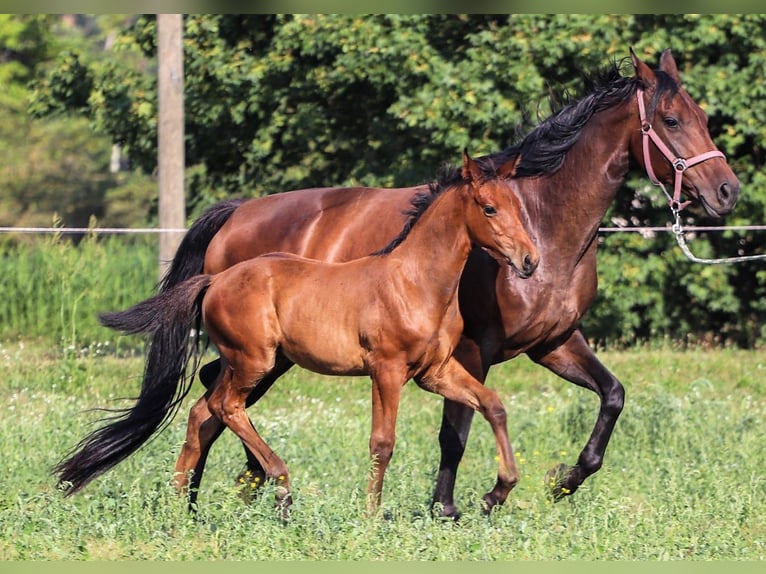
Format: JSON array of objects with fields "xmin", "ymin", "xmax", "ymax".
[
  {"xmin": 236, "ymin": 468, "xmax": 267, "ymax": 503},
  {"xmin": 481, "ymin": 493, "xmax": 502, "ymax": 516},
  {"xmin": 545, "ymin": 463, "xmax": 576, "ymax": 502},
  {"xmin": 276, "ymin": 491, "xmax": 293, "ymax": 525}
]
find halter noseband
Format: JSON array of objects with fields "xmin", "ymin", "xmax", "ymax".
[{"xmin": 636, "ymin": 87, "xmax": 725, "ymax": 212}]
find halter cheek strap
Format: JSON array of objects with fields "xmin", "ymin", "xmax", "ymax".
[{"xmin": 636, "ymin": 87, "xmax": 725, "ymax": 212}]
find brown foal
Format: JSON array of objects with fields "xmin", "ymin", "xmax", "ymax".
[{"xmin": 172, "ymin": 152, "xmax": 538, "ymax": 514}]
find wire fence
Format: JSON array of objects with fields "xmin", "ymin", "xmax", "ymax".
[
  {"xmin": 4, "ymin": 225, "xmax": 766, "ymax": 236},
  {"xmin": 0, "ymin": 227, "xmax": 187, "ymax": 235}
]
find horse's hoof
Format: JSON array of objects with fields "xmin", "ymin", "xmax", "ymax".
[
  {"xmin": 545, "ymin": 463, "xmax": 576, "ymax": 502},
  {"xmin": 276, "ymin": 492, "xmax": 293, "ymax": 525},
  {"xmin": 481, "ymin": 493, "xmax": 501, "ymax": 516},
  {"xmin": 432, "ymin": 502, "xmax": 461, "ymax": 521}
]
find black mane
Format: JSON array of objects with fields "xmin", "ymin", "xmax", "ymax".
[
  {"xmin": 374, "ymin": 162, "xmax": 496, "ymax": 256},
  {"xmin": 477, "ymin": 59, "xmax": 679, "ymax": 178},
  {"xmin": 373, "ymin": 59, "xmax": 681, "ymax": 257}
]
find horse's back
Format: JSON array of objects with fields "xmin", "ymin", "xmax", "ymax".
[
  {"xmin": 204, "ymin": 186, "xmax": 422, "ymax": 274},
  {"xmin": 206, "ymin": 253, "xmax": 372, "ymax": 375}
]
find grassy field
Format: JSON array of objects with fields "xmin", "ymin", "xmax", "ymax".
[{"xmin": 0, "ymin": 339, "xmax": 764, "ymax": 560}]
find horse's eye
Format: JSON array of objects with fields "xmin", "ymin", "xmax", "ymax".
[
  {"xmin": 663, "ymin": 117, "xmax": 679, "ymax": 128},
  {"xmin": 483, "ymin": 205, "xmax": 497, "ymax": 216}
]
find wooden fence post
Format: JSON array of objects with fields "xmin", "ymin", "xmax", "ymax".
[{"xmin": 157, "ymin": 14, "xmax": 185, "ymax": 282}]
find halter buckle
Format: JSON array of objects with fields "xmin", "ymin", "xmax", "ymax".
[{"xmin": 673, "ymin": 158, "xmax": 687, "ymax": 172}]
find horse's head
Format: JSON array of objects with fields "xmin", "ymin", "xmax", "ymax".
[
  {"xmin": 462, "ymin": 150, "xmax": 539, "ymax": 278},
  {"xmin": 630, "ymin": 48, "xmax": 739, "ymax": 217}
]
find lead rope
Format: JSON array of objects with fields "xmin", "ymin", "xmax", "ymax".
[{"xmin": 671, "ymin": 209, "xmax": 766, "ymax": 265}]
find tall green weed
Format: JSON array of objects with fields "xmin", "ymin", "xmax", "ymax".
[{"xmin": 0, "ymin": 231, "xmax": 156, "ymax": 349}]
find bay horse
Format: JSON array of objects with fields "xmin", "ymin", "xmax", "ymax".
[
  {"xmin": 55, "ymin": 48, "xmax": 740, "ymax": 518},
  {"xmin": 60, "ymin": 152, "xmax": 538, "ymax": 513}
]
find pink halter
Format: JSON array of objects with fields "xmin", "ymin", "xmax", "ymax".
[{"xmin": 636, "ymin": 87, "xmax": 725, "ymax": 212}]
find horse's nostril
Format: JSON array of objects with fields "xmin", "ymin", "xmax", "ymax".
[
  {"xmin": 719, "ymin": 182, "xmax": 731, "ymax": 201},
  {"xmin": 523, "ymin": 255, "xmax": 537, "ymax": 274}
]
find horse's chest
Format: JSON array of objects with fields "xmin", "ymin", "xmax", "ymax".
[{"xmin": 498, "ymin": 265, "xmax": 596, "ymax": 348}]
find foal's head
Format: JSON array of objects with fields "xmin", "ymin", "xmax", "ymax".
[{"xmin": 461, "ymin": 151, "xmax": 539, "ymax": 278}]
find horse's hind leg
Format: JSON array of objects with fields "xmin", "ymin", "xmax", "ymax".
[
  {"xmin": 208, "ymin": 359, "xmax": 293, "ymax": 518},
  {"xmin": 174, "ymin": 393, "xmax": 225, "ymax": 511},
  {"xmin": 197, "ymin": 354, "xmax": 295, "ymax": 501},
  {"xmin": 238, "ymin": 355, "xmax": 294, "ymax": 500},
  {"xmin": 529, "ymin": 329, "xmax": 624, "ymax": 500}
]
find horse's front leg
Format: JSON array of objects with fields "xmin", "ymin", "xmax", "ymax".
[
  {"xmin": 432, "ymin": 336, "xmax": 492, "ymax": 519},
  {"xmin": 419, "ymin": 357, "xmax": 519, "ymax": 516},
  {"xmin": 528, "ymin": 329, "xmax": 625, "ymax": 500},
  {"xmin": 367, "ymin": 370, "xmax": 406, "ymax": 515}
]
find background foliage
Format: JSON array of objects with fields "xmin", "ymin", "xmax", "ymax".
[{"xmin": 4, "ymin": 14, "xmax": 766, "ymax": 346}]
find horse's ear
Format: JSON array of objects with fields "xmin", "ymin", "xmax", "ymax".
[
  {"xmin": 497, "ymin": 154, "xmax": 521, "ymax": 179},
  {"xmin": 630, "ymin": 47, "xmax": 656, "ymax": 88},
  {"xmin": 658, "ymin": 48, "xmax": 682, "ymax": 85},
  {"xmin": 461, "ymin": 148, "xmax": 482, "ymax": 183}
]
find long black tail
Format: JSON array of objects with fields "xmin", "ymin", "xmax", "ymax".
[
  {"xmin": 158, "ymin": 198, "xmax": 245, "ymax": 293},
  {"xmin": 54, "ymin": 275, "xmax": 213, "ymax": 495}
]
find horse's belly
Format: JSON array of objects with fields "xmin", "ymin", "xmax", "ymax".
[{"xmin": 280, "ymin": 335, "xmax": 367, "ymax": 377}]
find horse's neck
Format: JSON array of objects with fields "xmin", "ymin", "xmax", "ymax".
[
  {"xmin": 387, "ymin": 188, "xmax": 471, "ymax": 302},
  {"xmin": 528, "ymin": 101, "xmax": 635, "ymax": 260}
]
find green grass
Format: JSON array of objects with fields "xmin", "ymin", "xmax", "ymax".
[{"xmin": 0, "ymin": 341, "xmax": 764, "ymax": 560}]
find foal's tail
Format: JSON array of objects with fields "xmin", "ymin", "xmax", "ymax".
[{"xmin": 53, "ymin": 275, "xmax": 213, "ymax": 495}]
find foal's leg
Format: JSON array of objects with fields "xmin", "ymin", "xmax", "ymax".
[
  {"xmin": 173, "ymin": 393, "xmax": 226, "ymax": 510},
  {"xmin": 366, "ymin": 369, "xmax": 406, "ymax": 515},
  {"xmin": 418, "ymin": 357, "xmax": 518, "ymax": 515},
  {"xmin": 207, "ymin": 360, "xmax": 293, "ymax": 514},
  {"xmin": 197, "ymin": 355, "xmax": 295, "ymax": 500},
  {"xmin": 528, "ymin": 329, "xmax": 625, "ymax": 500}
]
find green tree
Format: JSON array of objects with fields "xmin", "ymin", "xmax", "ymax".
[
  {"xmin": 27, "ymin": 14, "xmax": 766, "ymax": 346},
  {"xmin": 1, "ymin": 15, "xmax": 155, "ymax": 231}
]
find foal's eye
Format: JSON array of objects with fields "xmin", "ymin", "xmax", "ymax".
[
  {"xmin": 663, "ymin": 116, "xmax": 680, "ymax": 129},
  {"xmin": 483, "ymin": 205, "xmax": 497, "ymax": 216}
]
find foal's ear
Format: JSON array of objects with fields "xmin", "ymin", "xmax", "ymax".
[
  {"xmin": 658, "ymin": 48, "xmax": 682, "ymax": 85},
  {"xmin": 630, "ymin": 47, "xmax": 656, "ymax": 88},
  {"xmin": 496, "ymin": 154, "xmax": 521, "ymax": 179},
  {"xmin": 461, "ymin": 148, "xmax": 483, "ymax": 184}
]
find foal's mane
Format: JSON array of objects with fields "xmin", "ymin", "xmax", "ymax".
[
  {"xmin": 478, "ymin": 58, "xmax": 680, "ymax": 178},
  {"xmin": 374, "ymin": 161, "xmax": 497, "ymax": 256}
]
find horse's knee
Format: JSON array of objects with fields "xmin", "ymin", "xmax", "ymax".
[
  {"xmin": 480, "ymin": 395, "xmax": 507, "ymax": 427},
  {"xmin": 438, "ymin": 400, "xmax": 475, "ymax": 453},
  {"xmin": 604, "ymin": 379, "xmax": 625, "ymax": 418},
  {"xmin": 369, "ymin": 434, "xmax": 395, "ymax": 467}
]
